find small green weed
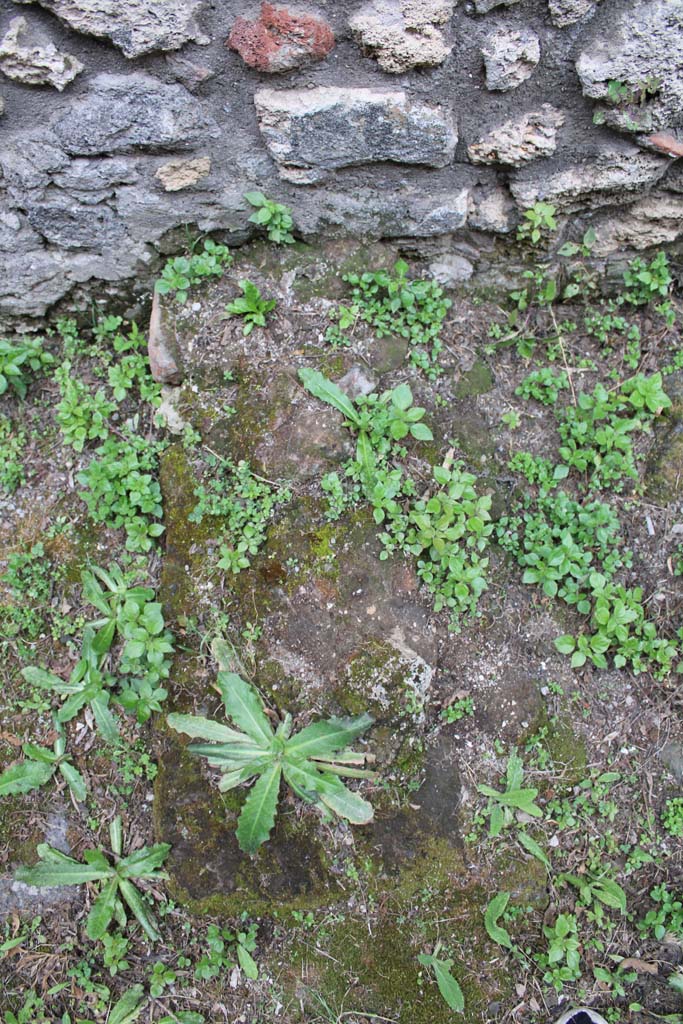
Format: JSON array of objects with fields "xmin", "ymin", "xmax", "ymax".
[
  {"xmin": 78, "ymin": 433, "xmax": 165, "ymax": 553},
  {"xmin": 16, "ymin": 816, "xmax": 169, "ymax": 941},
  {"xmin": 516, "ymin": 202, "xmax": 557, "ymax": 244},
  {"xmin": 245, "ymin": 191, "xmax": 295, "ymax": 244},
  {"xmin": 0, "ymin": 337, "xmax": 53, "ymax": 399},
  {"xmin": 55, "ymin": 363, "xmax": 115, "ymax": 451},
  {"xmin": 189, "ymin": 455, "xmax": 290, "ymax": 574},
  {"xmin": 476, "ymin": 750, "xmax": 543, "ymax": 837},
  {"xmin": 336, "ymin": 259, "xmax": 452, "ymax": 377},
  {"xmin": 224, "ymin": 280, "xmax": 277, "ymax": 336},
  {"xmin": 638, "ymin": 884, "xmax": 683, "ymax": 942},
  {"xmin": 0, "ymin": 414, "xmax": 25, "ymax": 493},
  {"xmin": 155, "ymin": 238, "xmax": 232, "ymax": 304},
  {"xmin": 441, "ymin": 696, "xmax": 474, "ymax": 723},
  {"xmin": 516, "ymin": 368, "xmax": 569, "ymax": 406},
  {"xmin": 661, "ymin": 797, "xmax": 683, "ymax": 838},
  {"xmin": 0, "ymin": 717, "xmax": 86, "ymax": 802},
  {"xmin": 418, "ymin": 944, "xmax": 464, "ymax": 1013}
]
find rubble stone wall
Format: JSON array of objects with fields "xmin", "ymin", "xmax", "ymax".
[{"xmin": 1, "ymin": 0, "xmax": 682, "ymax": 324}]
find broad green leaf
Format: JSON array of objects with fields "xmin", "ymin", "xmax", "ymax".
[
  {"xmin": 433, "ymin": 958, "xmax": 465, "ymax": 1013},
  {"xmin": 0, "ymin": 760, "xmax": 54, "ymax": 796},
  {"xmin": 167, "ymin": 713, "xmax": 255, "ymax": 746},
  {"xmin": 356, "ymin": 431, "xmax": 375, "ymax": 480},
  {"xmin": 314, "ymin": 774, "xmax": 374, "ymax": 824},
  {"xmin": 86, "ymin": 876, "xmax": 118, "ymax": 940},
  {"xmin": 554, "ymin": 634, "xmax": 576, "ymax": 655},
  {"xmin": 591, "ymin": 877, "xmax": 627, "ymax": 914},
  {"xmin": 16, "ymin": 850, "xmax": 111, "ymax": 888},
  {"xmin": 118, "ymin": 843, "xmax": 170, "ymax": 880},
  {"xmin": 59, "ymin": 761, "xmax": 87, "ymax": 802},
  {"xmin": 236, "ymin": 763, "xmax": 282, "ymax": 855},
  {"xmin": 244, "ymin": 191, "xmax": 266, "ymax": 207},
  {"xmin": 218, "ymin": 767, "xmax": 256, "ymax": 792},
  {"xmin": 418, "ymin": 954, "xmax": 465, "ymax": 1013},
  {"xmin": 211, "ymin": 637, "xmax": 244, "ymax": 674},
  {"xmin": 216, "ymin": 672, "xmax": 274, "ymax": 746},
  {"xmin": 489, "ymin": 804, "xmax": 505, "ymax": 837},
  {"xmin": 285, "ymin": 715, "xmax": 373, "ymax": 759},
  {"xmin": 22, "ymin": 743, "xmax": 57, "ymax": 764},
  {"xmin": 477, "ymin": 785, "xmax": 542, "ymax": 816},
  {"xmin": 90, "ymin": 694, "xmax": 120, "ymax": 742},
  {"xmin": 21, "ymin": 666, "xmax": 77, "ymax": 693},
  {"xmin": 92, "ymin": 619, "xmax": 116, "ymax": 656},
  {"xmin": 108, "ymin": 985, "xmax": 147, "ymax": 1024},
  {"xmin": 118, "ymin": 878, "xmax": 160, "ymax": 942},
  {"xmin": 517, "ymin": 831, "xmax": 551, "ymax": 870},
  {"xmin": 237, "ymin": 943, "xmax": 259, "ymax": 979},
  {"xmin": 410, "ymin": 422, "xmax": 434, "ymax": 441},
  {"xmin": 187, "ymin": 739, "xmax": 271, "ymax": 768},
  {"xmin": 298, "ymin": 368, "xmax": 359, "ymax": 426},
  {"xmin": 283, "ymin": 762, "xmax": 373, "ymax": 824},
  {"xmin": 484, "ymin": 892, "xmax": 513, "ymax": 949}
]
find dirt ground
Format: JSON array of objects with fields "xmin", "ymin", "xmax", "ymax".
[{"xmin": 0, "ymin": 236, "xmax": 681, "ymax": 1024}]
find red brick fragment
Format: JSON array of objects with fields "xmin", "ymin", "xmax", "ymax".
[
  {"xmin": 647, "ymin": 132, "xmax": 683, "ymax": 158},
  {"xmin": 228, "ymin": 3, "xmax": 334, "ymax": 72}
]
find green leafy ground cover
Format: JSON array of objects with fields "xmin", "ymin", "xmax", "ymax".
[{"xmin": 0, "ymin": 214, "xmax": 681, "ymax": 1024}]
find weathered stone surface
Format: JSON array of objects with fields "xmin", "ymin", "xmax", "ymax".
[
  {"xmin": 659, "ymin": 740, "xmax": 683, "ymax": 784},
  {"xmin": 482, "ymin": 27, "xmax": 540, "ymax": 92},
  {"xmin": 51, "ymin": 73, "xmax": 216, "ymax": 156},
  {"xmin": 576, "ymin": 0, "xmax": 683, "ymax": 135},
  {"xmin": 646, "ymin": 419, "xmax": 683, "ymax": 504},
  {"xmin": 155, "ymin": 156, "xmax": 211, "ymax": 192},
  {"xmin": 148, "ymin": 290, "xmax": 184, "ymax": 385},
  {"xmin": 591, "ymin": 193, "xmax": 683, "ymax": 255},
  {"xmin": 165, "ymin": 54, "xmax": 214, "ymax": 92},
  {"xmin": 468, "ymin": 183, "xmax": 516, "ymax": 233},
  {"xmin": 254, "ymin": 87, "xmax": 458, "ymax": 183},
  {"xmin": 298, "ymin": 185, "xmax": 470, "ymax": 237},
  {"xmin": 429, "ymin": 253, "xmax": 474, "ymax": 285},
  {"xmin": 475, "ymin": 0, "xmax": 520, "ymax": 12},
  {"xmin": 349, "ymin": 0, "xmax": 453, "ymax": 73},
  {"xmin": 549, "ymin": 0, "xmax": 596, "ymax": 26},
  {"xmin": 11, "ymin": 0, "xmax": 209, "ymax": 58},
  {"xmin": 468, "ymin": 106, "xmax": 564, "ymax": 166},
  {"xmin": 228, "ymin": 3, "xmax": 334, "ymax": 72},
  {"xmin": 0, "ymin": 16, "xmax": 83, "ymax": 90},
  {"xmin": 510, "ymin": 145, "xmax": 669, "ymax": 212}
]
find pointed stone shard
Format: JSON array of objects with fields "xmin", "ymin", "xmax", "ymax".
[{"xmin": 0, "ymin": 16, "xmax": 83, "ymax": 90}]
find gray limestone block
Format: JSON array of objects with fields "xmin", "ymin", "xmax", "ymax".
[
  {"xmin": 254, "ymin": 86, "xmax": 458, "ymax": 183},
  {"xmin": 10, "ymin": 0, "xmax": 209, "ymax": 58},
  {"xmin": 50, "ymin": 73, "xmax": 217, "ymax": 156}
]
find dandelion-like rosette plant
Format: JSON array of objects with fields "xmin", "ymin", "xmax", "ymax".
[{"xmin": 168, "ymin": 647, "xmax": 375, "ymax": 855}]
